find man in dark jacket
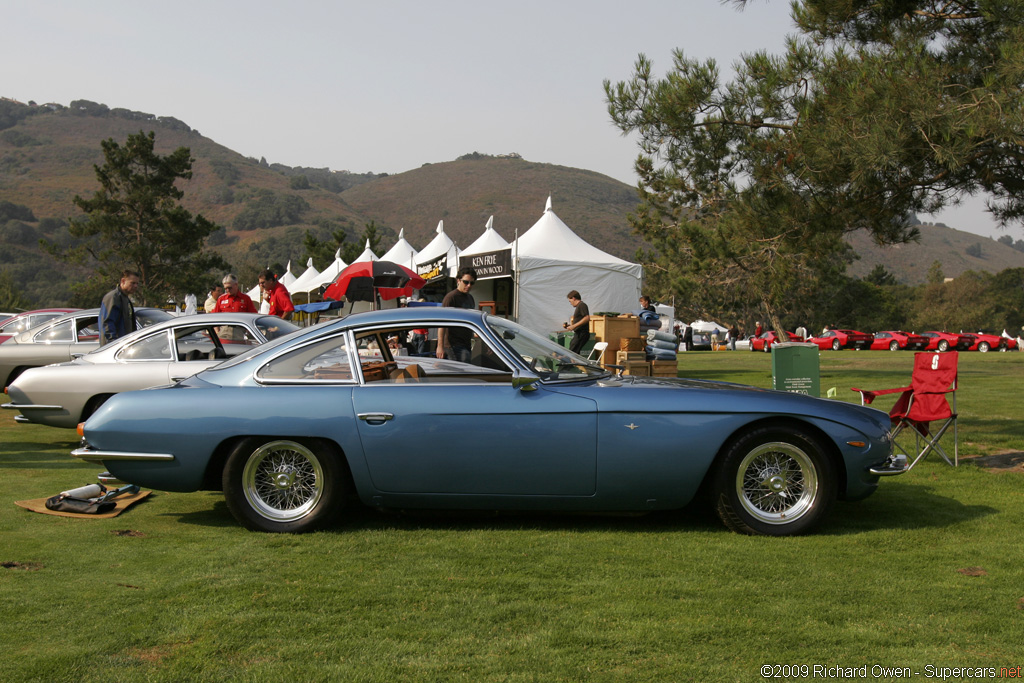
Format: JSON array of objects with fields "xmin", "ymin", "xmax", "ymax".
[{"xmin": 99, "ymin": 270, "xmax": 140, "ymax": 345}]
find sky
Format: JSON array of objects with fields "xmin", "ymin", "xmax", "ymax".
[{"xmin": 4, "ymin": 0, "xmax": 1016, "ymax": 240}]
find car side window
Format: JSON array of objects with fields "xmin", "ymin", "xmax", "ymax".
[
  {"xmin": 117, "ymin": 331, "xmax": 173, "ymax": 361},
  {"xmin": 257, "ymin": 333, "xmax": 354, "ymax": 382},
  {"xmin": 354, "ymin": 325, "xmax": 513, "ymax": 384},
  {"xmin": 35, "ymin": 320, "xmax": 73, "ymax": 343},
  {"xmin": 76, "ymin": 317, "xmax": 99, "ymax": 342}
]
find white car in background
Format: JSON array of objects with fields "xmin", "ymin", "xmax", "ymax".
[{"xmin": 4, "ymin": 313, "xmax": 300, "ymax": 429}]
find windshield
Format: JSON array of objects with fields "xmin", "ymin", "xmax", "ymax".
[{"xmin": 486, "ymin": 316, "xmax": 609, "ymax": 381}]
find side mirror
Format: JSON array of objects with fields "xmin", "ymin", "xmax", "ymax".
[{"xmin": 512, "ymin": 371, "xmax": 540, "ymax": 392}]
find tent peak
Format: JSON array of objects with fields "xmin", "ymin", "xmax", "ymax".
[{"xmin": 544, "ymin": 196, "xmax": 552, "ymax": 213}]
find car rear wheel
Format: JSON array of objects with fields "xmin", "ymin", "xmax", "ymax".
[
  {"xmin": 831, "ymin": 339, "xmax": 841, "ymax": 351},
  {"xmin": 223, "ymin": 438, "xmax": 347, "ymax": 533},
  {"xmin": 712, "ymin": 425, "xmax": 836, "ymax": 536},
  {"xmin": 889, "ymin": 341, "xmax": 899, "ymax": 351},
  {"xmin": 81, "ymin": 394, "xmax": 114, "ymax": 422},
  {"xmin": 978, "ymin": 341, "xmax": 990, "ymax": 353},
  {"xmin": 937, "ymin": 340, "xmax": 949, "ymax": 352}
]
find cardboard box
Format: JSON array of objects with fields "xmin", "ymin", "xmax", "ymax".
[
  {"xmin": 590, "ymin": 315, "xmax": 640, "ymax": 365},
  {"xmin": 617, "ymin": 350, "xmax": 647, "ymax": 363},
  {"xmin": 620, "ymin": 360, "xmax": 650, "ymax": 376},
  {"xmin": 651, "ymin": 360, "xmax": 678, "ymax": 377}
]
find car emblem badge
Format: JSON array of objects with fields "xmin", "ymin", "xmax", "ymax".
[{"xmin": 625, "ymin": 423, "xmax": 639, "ymax": 430}]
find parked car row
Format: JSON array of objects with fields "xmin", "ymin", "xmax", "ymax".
[{"xmin": 740, "ymin": 327, "xmax": 1017, "ymax": 352}]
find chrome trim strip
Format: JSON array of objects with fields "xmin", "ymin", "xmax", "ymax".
[
  {"xmin": 2, "ymin": 403, "xmax": 63, "ymax": 411},
  {"xmin": 71, "ymin": 447, "xmax": 175, "ymax": 462}
]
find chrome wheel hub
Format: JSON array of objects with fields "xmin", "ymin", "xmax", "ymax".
[
  {"xmin": 242, "ymin": 441, "xmax": 324, "ymax": 522},
  {"xmin": 736, "ymin": 442, "xmax": 818, "ymax": 524}
]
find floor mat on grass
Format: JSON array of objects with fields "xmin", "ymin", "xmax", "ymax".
[{"xmin": 14, "ymin": 490, "xmax": 152, "ymax": 519}]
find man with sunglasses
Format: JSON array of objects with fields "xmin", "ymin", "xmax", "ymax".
[{"xmin": 436, "ymin": 267, "xmax": 478, "ymax": 362}]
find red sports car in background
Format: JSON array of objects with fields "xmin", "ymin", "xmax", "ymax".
[
  {"xmin": 808, "ymin": 329, "xmax": 873, "ymax": 351},
  {"xmin": 919, "ymin": 331, "xmax": 973, "ymax": 352},
  {"xmin": 749, "ymin": 330, "xmax": 804, "ymax": 352},
  {"xmin": 966, "ymin": 331, "xmax": 1017, "ymax": 352},
  {"xmin": 869, "ymin": 331, "xmax": 929, "ymax": 351}
]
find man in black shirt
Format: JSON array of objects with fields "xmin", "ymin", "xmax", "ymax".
[
  {"xmin": 437, "ymin": 267, "xmax": 477, "ymax": 362},
  {"xmin": 565, "ymin": 289, "xmax": 591, "ymax": 355}
]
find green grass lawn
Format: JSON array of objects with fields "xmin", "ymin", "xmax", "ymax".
[{"xmin": 2, "ymin": 351, "xmax": 1023, "ymax": 681}]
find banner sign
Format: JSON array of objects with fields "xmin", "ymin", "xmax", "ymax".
[
  {"xmin": 417, "ymin": 255, "xmax": 448, "ymax": 282},
  {"xmin": 459, "ymin": 248, "xmax": 512, "ymax": 280}
]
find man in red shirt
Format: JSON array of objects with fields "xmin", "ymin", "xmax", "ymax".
[
  {"xmin": 212, "ymin": 274, "xmax": 257, "ymax": 313},
  {"xmin": 258, "ymin": 269, "xmax": 294, "ymax": 320}
]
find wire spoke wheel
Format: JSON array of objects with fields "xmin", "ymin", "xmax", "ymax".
[
  {"xmin": 736, "ymin": 442, "xmax": 818, "ymax": 524},
  {"xmin": 242, "ymin": 440, "xmax": 324, "ymax": 522},
  {"xmin": 714, "ymin": 426, "xmax": 835, "ymax": 536}
]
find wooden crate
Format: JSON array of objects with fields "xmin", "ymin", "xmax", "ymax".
[
  {"xmin": 590, "ymin": 315, "xmax": 640, "ymax": 365},
  {"xmin": 651, "ymin": 360, "xmax": 678, "ymax": 377},
  {"xmin": 620, "ymin": 360, "xmax": 651, "ymax": 376},
  {"xmin": 616, "ymin": 350, "xmax": 647, "ymax": 363}
]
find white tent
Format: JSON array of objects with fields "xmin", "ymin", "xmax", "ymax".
[
  {"xmin": 280, "ymin": 260, "xmax": 297, "ymax": 288},
  {"xmin": 512, "ymin": 197, "xmax": 643, "ymax": 334},
  {"xmin": 307, "ymin": 249, "xmax": 348, "ymax": 294},
  {"xmin": 287, "ymin": 258, "xmax": 322, "ymax": 304},
  {"xmin": 352, "ymin": 239, "xmax": 379, "ymax": 263},
  {"xmin": 461, "ymin": 215, "xmax": 509, "ymax": 256},
  {"xmin": 689, "ymin": 320, "xmax": 727, "ymax": 334},
  {"xmin": 416, "ymin": 220, "xmax": 460, "ymax": 279},
  {"xmin": 381, "ymin": 228, "xmax": 419, "ymax": 270}
]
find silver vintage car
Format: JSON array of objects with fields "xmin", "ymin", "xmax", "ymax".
[
  {"xmin": 0, "ymin": 307, "xmax": 173, "ymax": 389},
  {"xmin": 4, "ymin": 313, "xmax": 299, "ymax": 428}
]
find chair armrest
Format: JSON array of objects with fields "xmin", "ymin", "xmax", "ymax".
[{"xmin": 851, "ymin": 386, "xmax": 911, "ymax": 405}]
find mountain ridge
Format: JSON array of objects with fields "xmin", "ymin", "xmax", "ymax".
[{"xmin": 2, "ymin": 98, "xmax": 1023, "ymax": 306}]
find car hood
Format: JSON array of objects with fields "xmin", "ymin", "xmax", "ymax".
[{"xmin": 549, "ymin": 374, "xmax": 890, "ymax": 432}]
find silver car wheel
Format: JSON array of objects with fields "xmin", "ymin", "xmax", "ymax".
[
  {"xmin": 889, "ymin": 341, "xmax": 899, "ymax": 351},
  {"xmin": 735, "ymin": 441, "xmax": 819, "ymax": 525},
  {"xmin": 242, "ymin": 440, "xmax": 324, "ymax": 523}
]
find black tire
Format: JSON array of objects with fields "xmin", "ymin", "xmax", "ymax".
[
  {"xmin": 831, "ymin": 339, "xmax": 841, "ymax": 351},
  {"xmin": 712, "ymin": 425, "xmax": 836, "ymax": 536},
  {"xmin": 81, "ymin": 394, "xmax": 114, "ymax": 422},
  {"xmin": 978, "ymin": 341, "xmax": 990, "ymax": 353},
  {"xmin": 223, "ymin": 437, "xmax": 347, "ymax": 533},
  {"xmin": 937, "ymin": 340, "xmax": 949, "ymax": 352},
  {"xmin": 889, "ymin": 341, "xmax": 899, "ymax": 351}
]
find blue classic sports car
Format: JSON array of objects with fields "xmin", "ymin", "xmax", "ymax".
[{"xmin": 72, "ymin": 308, "xmax": 904, "ymax": 536}]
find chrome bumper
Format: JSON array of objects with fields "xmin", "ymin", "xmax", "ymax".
[
  {"xmin": 1, "ymin": 402, "xmax": 63, "ymax": 411},
  {"xmin": 71, "ymin": 447, "xmax": 175, "ymax": 462},
  {"xmin": 868, "ymin": 454, "xmax": 909, "ymax": 476}
]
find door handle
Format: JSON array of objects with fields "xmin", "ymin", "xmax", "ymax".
[{"xmin": 358, "ymin": 412, "xmax": 394, "ymax": 425}]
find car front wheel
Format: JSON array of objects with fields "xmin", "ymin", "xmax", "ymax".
[
  {"xmin": 223, "ymin": 438, "xmax": 347, "ymax": 533},
  {"xmin": 712, "ymin": 425, "xmax": 836, "ymax": 536},
  {"xmin": 978, "ymin": 341, "xmax": 990, "ymax": 353},
  {"xmin": 889, "ymin": 341, "xmax": 899, "ymax": 351},
  {"xmin": 831, "ymin": 339, "xmax": 841, "ymax": 351},
  {"xmin": 938, "ymin": 340, "xmax": 949, "ymax": 352}
]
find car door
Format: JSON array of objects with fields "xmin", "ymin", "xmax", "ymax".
[{"xmin": 351, "ymin": 325, "xmax": 598, "ymax": 497}]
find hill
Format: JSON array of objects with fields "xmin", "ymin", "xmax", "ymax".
[
  {"xmin": 845, "ymin": 222, "xmax": 1024, "ymax": 283},
  {"xmin": 3, "ymin": 97, "xmax": 1024, "ymax": 307}
]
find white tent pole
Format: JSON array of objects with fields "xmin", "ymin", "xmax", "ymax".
[{"xmin": 513, "ymin": 228, "xmax": 519, "ymax": 321}]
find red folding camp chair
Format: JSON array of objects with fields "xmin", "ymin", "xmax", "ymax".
[{"xmin": 851, "ymin": 352, "xmax": 959, "ymax": 469}]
